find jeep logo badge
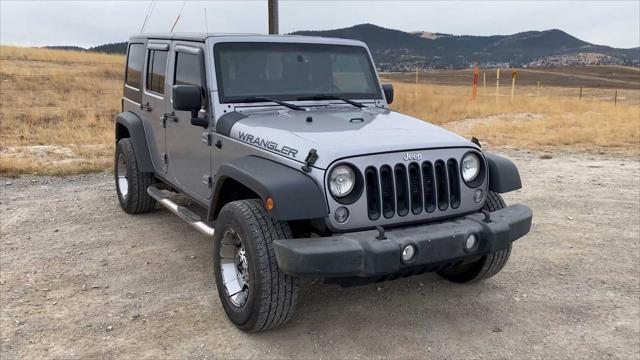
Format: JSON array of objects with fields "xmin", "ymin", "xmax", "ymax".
[{"xmin": 403, "ymin": 153, "xmax": 423, "ymax": 161}]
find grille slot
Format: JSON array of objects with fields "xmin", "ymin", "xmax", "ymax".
[
  {"xmin": 408, "ymin": 163, "xmax": 422, "ymax": 214},
  {"xmin": 394, "ymin": 164, "xmax": 409, "ymax": 216},
  {"xmin": 365, "ymin": 167, "xmax": 381, "ymax": 220},
  {"xmin": 380, "ymin": 165, "xmax": 395, "ymax": 218},
  {"xmin": 447, "ymin": 159, "xmax": 461, "ymax": 209},
  {"xmin": 422, "ymin": 161, "xmax": 436, "ymax": 213},
  {"xmin": 434, "ymin": 160, "xmax": 449, "ymax": 211}
]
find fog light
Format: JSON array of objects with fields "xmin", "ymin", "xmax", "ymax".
[
  {"xmin": 402, "ymin": 245, "xmax": 416, "ymax": 262},
  {"xmin": 465, "ymin": 234, "xmax": 478, "ymax": 251},
  {"xmin": 334, "ymin": 206, "xmax": 349, "ymax": 223},
  {"xmin": 473, "ymin": 189, "xmax": 484, "ymax": 203}
]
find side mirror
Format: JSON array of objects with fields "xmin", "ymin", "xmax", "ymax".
[
  {"xmin": 173, "ymin": 85, "xmax": 208, "ymax": 128},
  {"xmin": 382, "ymin": 83, "xmax": 394, "ymax": 105},
  {"xmin": 173, "ymin": 85, "xmax": 201, "ymax": 112}
]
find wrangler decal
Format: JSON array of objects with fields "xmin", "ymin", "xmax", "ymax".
[{"xmin": 238, "ymin": 132, "xmax": 299, "ymax": 158}]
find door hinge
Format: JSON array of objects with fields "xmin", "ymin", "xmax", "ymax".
[
  {"xmin": 201, "ymin": 175, "xmax": 213, "ymax": 188},
  {"xmin": 161, "ymin": 153, "xmax": 168, "ymax": 164},
  {"xmin": 201, "ymin": 132, "xmax": 212, "ymax": 146}
]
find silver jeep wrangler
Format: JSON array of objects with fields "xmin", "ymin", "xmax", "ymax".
[{"xmin": 115, "ymin": 33, "xmax": 533, "ymax": 332}]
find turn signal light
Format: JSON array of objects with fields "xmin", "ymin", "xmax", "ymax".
[{"xmin": 265, "ymin": 197, "xmax": 274, "ymax": 211}]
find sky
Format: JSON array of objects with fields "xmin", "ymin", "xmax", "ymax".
[{"xmin": 1, "ymin": 0, "xmax": 639, "ymax": 49}]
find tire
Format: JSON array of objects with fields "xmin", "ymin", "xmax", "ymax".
[
  {"xmin": 114, "ymin": 138, "xmax": 156, "ymax": 214},
  {"xmin": 437, "ymin": 191, "xmax": 512, "ymax": 283},
  {"xmin": 213, "ymin": 199, "xmax": 300, "ymax": 332}
]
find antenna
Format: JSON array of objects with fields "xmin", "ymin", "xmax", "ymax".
[
  {"xmin": 204, "ymin": 7, "xmax": 209, "ymax": 35},
  {"xmin": 140, "ymin": 0, "xmax": 156, "ymax": 33},
  {"xmin": 170, "ymin": 0, "xmax": 187, "ymax": 33}
]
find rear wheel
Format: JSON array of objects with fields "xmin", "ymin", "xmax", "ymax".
[
  {"xmin": 437, "ymin": 191, "xmax": 512, "ymax": 283},
  {"xmin": 213, "ymin": 199, "xmax": 300, "ymax": 332},
  {"xmin": 114, "ymin": 138, "xmax": 156, "ymax": 214}
]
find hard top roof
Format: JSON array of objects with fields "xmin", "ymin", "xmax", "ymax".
[{"xmin": 129, "ymin": 33, "xmax": 366, "ymax": 46}]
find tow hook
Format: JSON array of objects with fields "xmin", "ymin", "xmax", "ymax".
[{"xmin": 375, "ymin": 225, "xmax": 387, "ymax": 240}]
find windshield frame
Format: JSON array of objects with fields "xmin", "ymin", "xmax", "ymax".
[{"xmin": 213, "ymin": 42, "xmax": 383, "ymax": 104}]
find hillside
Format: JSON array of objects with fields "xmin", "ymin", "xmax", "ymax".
[
  {"xmin": 42, "ymin": 24, "xmax": 639, "ymax": 70},
  {"xmin": 293, "ymin": 24, "xmax": 640, "ymax": 70}
]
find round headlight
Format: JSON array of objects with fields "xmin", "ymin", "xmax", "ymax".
[
  {"xmin": 329, "ymin": 165, "xmax": 355, "ymax": 198},
  {"xmin": 461, "ymin": 153, "xmax": 480, "ymax": 182}
]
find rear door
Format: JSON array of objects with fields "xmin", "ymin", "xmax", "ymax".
[
  {"xmin": 165, "ymin": 42, "xmax": 212, "ymax": 200},
  {"xmin": 141, "ymin": 41, "xmax": 170, "ymax": 173}
]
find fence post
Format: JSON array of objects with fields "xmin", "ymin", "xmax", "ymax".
[
  {"xmin": 414, "ymin": 67, "xmax": 418, "ymax": 98},
  {"xmin": 496, "ymin": 69, "xmax": 500, "ymax": 104},
  {"xmin": 471, "ymin": 66, "xmax": 479, "ymax": 101},
  {"xmin": 510, "ymin": 68, "xmax": 517, "ymax": 103},
  {"xmin": 614, "ymin": 90, "xmax": 618, "ymax": 106},
  {"xmin": 579, "ymin": 87, "xmax": 582, "ymax": 100},
  {"xmin": 483, "ymin": 72, "xmax": 486, "ymax": 96},
  {"xmin": 536, "ymin": 81, "xmax": 540, "ymax": 98}
]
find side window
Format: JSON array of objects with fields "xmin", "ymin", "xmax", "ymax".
[
  {"xmin": 146, "ymin": 50, "xmax": 168, "ymax": 95},
  {"xmin": 174, "ymin": 52, "xmax": 203, "ymax": 88},
  {"xmin": 125, "ymin": 43, "xmax": 144, "ymax": 90}
]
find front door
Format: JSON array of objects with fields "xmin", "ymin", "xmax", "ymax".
[
  {"xmin": 166, "ymin": 42, "xmax": 212, "ymax": 200},
  {"xmin": 141, "ymin": 41, "xmax": 170, "ymax": 173}
]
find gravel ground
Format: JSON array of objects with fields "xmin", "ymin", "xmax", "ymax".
[{"xmin": 1, "ymin": 150, "xmax": 639, "ymax": 359}]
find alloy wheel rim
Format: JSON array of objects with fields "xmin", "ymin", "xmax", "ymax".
[
  {"xmin": 117, "ymin": 153, "xmax": 128, "ymax": 199},
  {"xmin": 219, "ymin": 228, "xmax": 250, "ymax": 307}
]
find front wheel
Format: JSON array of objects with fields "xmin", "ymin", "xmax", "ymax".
[
  {"xmin": 213, "ymin": 199, "xmax": 300, "ymax": 332},
  {"xmin": 114, "ymin": 138, "xmax": 156, "ymax": 214},
  {"xmin": 437, "ymin": 191, "xmax": 512, "ymax": 283}
]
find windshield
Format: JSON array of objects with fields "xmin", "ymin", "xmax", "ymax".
[{"xmin": 214, "ymin": 42, "xmax": 382, "ymax": 103}]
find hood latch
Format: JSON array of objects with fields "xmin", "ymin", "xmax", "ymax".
[{"xmin": 301, "ymin": 149, "xmax": 318, "ymax": 173}]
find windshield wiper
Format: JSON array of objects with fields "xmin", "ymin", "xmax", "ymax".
[
  {"xmin": 297, "ymin": 95, "xmax": 365, "ymax": 108},
  {"xmin": 231, "ymin": 97, "xmax": 305, "ymax": 111}
]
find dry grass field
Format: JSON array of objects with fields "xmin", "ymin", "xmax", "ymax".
[
  {"xmin": 0, "ymin": 46, "xmax": 123, "ymax": 175},
  {"xmin": 0, "ymin": 45, "xmax": 638, "ymax": 175}
]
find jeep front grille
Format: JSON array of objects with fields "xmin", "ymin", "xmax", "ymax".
[{"xmin": 365, "ymin": 159, "xmax": 461, "ymax": 220}]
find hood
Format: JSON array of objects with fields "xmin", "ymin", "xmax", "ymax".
[{"xmin": 228, "ymin": 106, "xmax": 477, "ymax": 169}]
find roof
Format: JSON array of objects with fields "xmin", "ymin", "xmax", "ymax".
[{"xmin": 129, "ymin": 33, "xmax": 366, "ymax": 47}]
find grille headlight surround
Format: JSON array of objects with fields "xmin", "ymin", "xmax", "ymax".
[{"xmin": 461, "ymin": 153, "xmax": 480, "ymax": 182}]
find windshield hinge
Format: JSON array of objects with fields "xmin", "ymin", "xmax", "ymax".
[{"xmin": 301, "ymin": 149, "xmax": 318, "ymax": 173}]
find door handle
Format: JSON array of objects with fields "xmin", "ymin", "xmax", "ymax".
[
  {"xmin": 140, "ymin": 103, "xmax": 152, "ymax": 112},
  {"xmin": 164, "ymin": 112, "xmax": 178, "ymax": 122}
]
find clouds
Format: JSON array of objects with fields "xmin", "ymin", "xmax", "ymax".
[{"xmin": 1, "ymin": 0, "xmax": 638, "ymax": 48}]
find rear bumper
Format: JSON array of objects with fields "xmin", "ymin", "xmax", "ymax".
[{"xmin": 273, "ymin": 204, "xmax": 532, "ymax": 278}]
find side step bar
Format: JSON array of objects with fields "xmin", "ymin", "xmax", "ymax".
[{"xmin": 147, "ymin": 186, "xmax": 215, "ymax": 237}]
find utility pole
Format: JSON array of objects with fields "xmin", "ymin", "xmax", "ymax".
[{"xmin": 268, "ymin": 0, "xmax": 279, "ymax": 34}]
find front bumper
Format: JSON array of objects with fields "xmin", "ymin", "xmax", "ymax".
[{"xmin": 273, "ymin": 204, "xmax": 532, "ymax": 278}]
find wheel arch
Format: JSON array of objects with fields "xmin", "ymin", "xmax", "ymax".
[
  {"xmin": 208, "ymin": 156, "xmax": 328, "ymax": 222},
  {"xmin": 115, "ymin": 111, "xmax": 154, "ymax": 173}
]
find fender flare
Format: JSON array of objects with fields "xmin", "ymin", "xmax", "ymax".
[
  {"xmin": 209, "ymin": 156, "xmax": 328, "ymax": 221},
  {"xmin": 115, "ymin": 111, "xmax": 154, "ymax": 173},
  {"xmin": 485, "ymin": 152, "xmax": 522, "ymax": 193}
]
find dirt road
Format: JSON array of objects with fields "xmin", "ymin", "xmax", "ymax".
[{"xmin": 1, "ymin": 150, "xmax": 639, "ymax": 359}]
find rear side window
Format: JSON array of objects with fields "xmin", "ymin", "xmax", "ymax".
[
  {"xmin": 125, "ymin": 43, "xmax": 145, "ymax": 89},
  {"xmin": 146, "ymin": 50, "xmax": 168, "ymax": 95},
  {"xmin": 174, "ymin": 52, "xmax": 203, "ymax": 88}
]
